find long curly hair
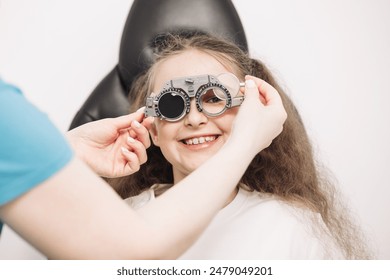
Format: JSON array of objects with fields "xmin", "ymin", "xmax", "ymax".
[{"xmin": 109, "ymin": 32, "xmax": 371, "ymax": 259}]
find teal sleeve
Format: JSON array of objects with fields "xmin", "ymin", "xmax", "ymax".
[{"xmin": 0, "ymin": 80, "xmax": 73, "ymax": 207}]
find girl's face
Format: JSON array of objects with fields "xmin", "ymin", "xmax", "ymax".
[{"xmin": 150, "ymin": 49, "xmax": 240, "ymax": 183}]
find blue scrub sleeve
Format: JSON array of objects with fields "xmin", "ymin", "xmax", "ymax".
[{"xmin": 0, "ymin": 80, "xmax": 73, "ymax": 207}]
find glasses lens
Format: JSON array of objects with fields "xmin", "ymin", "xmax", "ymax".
[
  {"xmin": 200, "ymin": 87, "xmax": 228, "ymax": 115},
  {"xmin": 158, "ymin": 92, "xmax": 185, "ymax": 119},
  {"xmin": 217, "ymin": 73, "xmax": 240, "ymax": 97}
]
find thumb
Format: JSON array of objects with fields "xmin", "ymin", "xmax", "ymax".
[{"xmin": 244, "ymin": 79, "xmax": 264, "ymax": 106}]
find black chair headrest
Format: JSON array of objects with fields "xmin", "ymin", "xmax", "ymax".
[
  {"xmin": 118, "ymin": 0, "xmax": 248, "ymax": 91},
  {"xmin": 69, "ymin": 0, "xmax": 247, "ymax": 129}
]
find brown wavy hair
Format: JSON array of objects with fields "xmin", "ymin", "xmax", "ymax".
[{"xmin": 109, "ymin": 33, "xmax": 371, "ymax": 259}]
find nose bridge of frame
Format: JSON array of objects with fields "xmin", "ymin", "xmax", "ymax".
[
  {"xmin": 172, "ymin": 75, "xmax": 210, "ymax": 98},
  {"xmin": 184, "ymin": 77, "xmax": 195, "ymax": 98}
]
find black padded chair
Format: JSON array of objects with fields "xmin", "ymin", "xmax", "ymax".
[{"xmin": 69, "ymin": 0, "xmax": 248, "ymax": 129}]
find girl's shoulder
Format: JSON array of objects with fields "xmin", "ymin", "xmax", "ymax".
[
  {"xmin": 241, "ymin": 188, "xmax": 325, "ymax": 233},
  {"xmin": 238, "ymin": 188, "xmax": 344, "ymax": 258}
]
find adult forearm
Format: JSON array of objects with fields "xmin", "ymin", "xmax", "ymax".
[{"xmin": 136, "ymin": 139, "xmax": 258, "ymax": 258}]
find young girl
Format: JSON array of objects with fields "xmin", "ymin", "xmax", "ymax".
[{"xmin": 109, "ymin": 33, "xmax": 370, "ymax": 259}]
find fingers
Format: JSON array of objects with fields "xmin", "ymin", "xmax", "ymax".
[
  {"xmin": 245, "ymin": 75, "xmax": 283, "ymax": 106},
  {"xmin": 120, "ymin": 132, "xmax": 149, "ymax": 175},
  {"xmin": 141, "ymin": 116, "xmax": 155, "ymax": 131},
  {"xmin": 112, "ymin": 111, "xmax": 145, "ymax": 130},
  {"xmin": 245, "ymin": 76, "xmax": 287, "ymax": 127},
  {"xmin": 136, "ymin": 106, "xmax": 155, "ymax": 130},
  {"xmin": 121, "ymin": 147, "xmax": 141, "ymax": 174},
  {"xmin": 126, "ymin": 136, "xmax": 148, "ymax": 164},
  {"xmin": 113, "ymin": 109, "xmax": 153, "ymax": 149},
  {"xmin": 130, "ymin": 120, "xmax": 151, "ymax": 149},
  {"xmin": 112, "ymin": 135, "xmax": 147, "ymax": 177},
  {"xmin": 244, "ymin": 79, "xmax": 264, "ymax": 105}
]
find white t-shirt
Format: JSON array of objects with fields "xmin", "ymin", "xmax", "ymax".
[{"xmin": 125, "ymin": 186, "xmax": 344, "ymax": 259}]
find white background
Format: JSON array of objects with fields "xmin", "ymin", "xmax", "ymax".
[{"xmin": 0, "ymin": 0, "xmax": 389, "ymax": 259}]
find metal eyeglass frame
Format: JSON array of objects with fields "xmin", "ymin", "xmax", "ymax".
[{"xmin": 144, "ymin": 73, "xmax": 245, "ymax": 122}]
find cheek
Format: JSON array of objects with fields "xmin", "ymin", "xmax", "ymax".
[
  {"xmin": 154, "ymin": 122, "xmax": 179, "ymax": 144},
  {"xmin": 219, "ymin": 108, "xmax": 238, "ymax": 133}
]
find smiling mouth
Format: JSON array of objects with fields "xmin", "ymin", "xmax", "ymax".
[{"xmin": 181, "ymin": 135, "xmax": 218, "ymax": 145}]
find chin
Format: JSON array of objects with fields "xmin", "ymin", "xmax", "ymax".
[{"xmin": 182, "ymin": 155, "xmax": 212, "ymax": 173}]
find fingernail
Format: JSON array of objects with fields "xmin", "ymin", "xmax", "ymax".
[
  {"xmin": 127, "ymin": 136, "xmax": 135, "ymax": 144},
  {"xmin": 246, "ymin": 79, "xmax": 256, "ymax": 88},
  {"xmin": 121, "ymin": 147, "xmax": 130, "ymax": 154},
  {"xmin": 133, "ymin": 120, "xmax": 141, "ymax": 128}
]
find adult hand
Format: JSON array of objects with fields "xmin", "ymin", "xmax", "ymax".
[
  {"xmin": 67, "ymin": 110, "xmax": 154, "ymax": 178},
  {"xmin": 230, "ymin": 75, "xmax": 287, "ymax": 155}
]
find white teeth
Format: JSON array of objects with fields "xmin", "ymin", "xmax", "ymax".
[{"xmin": 184, "ymin": 136, "xmax": 216, "ymax": 145}]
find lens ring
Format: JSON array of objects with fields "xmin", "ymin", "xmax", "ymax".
[
  {"xmin": 196, "ymin": 82, "xmax": 232, "ymax": 117},
  {"xmin": 156, "ymin": 88, "xmax": 190, "ymax": 121},
  {"xmin": 216, "ymin": 73, "xmax": 241, "ymax": 97}
]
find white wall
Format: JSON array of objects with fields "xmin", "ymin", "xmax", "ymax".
[{"xmin": 0, "ymin": 0, "xmax": 389, "ymax": 259}]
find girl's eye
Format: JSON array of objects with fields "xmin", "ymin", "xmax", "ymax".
[
  {"xmin": 203, "ymin": 89, "xmax": 224, "ymax": 103},
  {"xmin": 206, "ymin": 96, "xmax": 221, "ymax": 103}
]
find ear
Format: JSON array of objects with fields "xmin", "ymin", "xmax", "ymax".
[{"xmin": 149, "ymin": 122, "xmax": 160, "ymax": 147}]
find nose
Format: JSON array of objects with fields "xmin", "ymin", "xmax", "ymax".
[{"xmin": 183, "ymin": 99, "xmax": 208, "ymax": 128}]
